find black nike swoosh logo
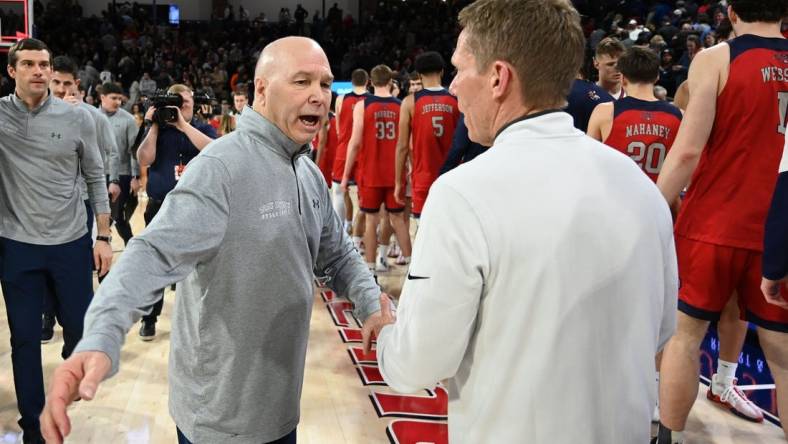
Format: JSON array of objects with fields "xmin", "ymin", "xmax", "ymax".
[{"xmin": 407, "ymin": 274, "xmax": 430, "ymax": 280}]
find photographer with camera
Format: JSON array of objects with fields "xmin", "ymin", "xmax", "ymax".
[{"xmin": 136, "ymin": 84, "xmax": 216, "ymax": 340}]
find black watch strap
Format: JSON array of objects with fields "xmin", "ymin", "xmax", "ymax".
[{"xmin": 96, "ymin": 235, "xmax": 111, "ymax": 243}]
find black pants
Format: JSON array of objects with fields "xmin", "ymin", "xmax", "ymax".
[
  {"xmin": 142, "ymin": 197, "xmax": 165, "ymax": 323},
  {"xmin": 112, "ymin": 175, "xmax": 138, "ymax": 245},
  {"xmin": 177, "ymin": 428, "xmax": 296, "ymax": 444}
]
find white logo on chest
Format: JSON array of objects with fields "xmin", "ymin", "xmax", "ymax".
[{"xmin": 259, "ymin": 201, "xmax": 293, "ymax": 220}]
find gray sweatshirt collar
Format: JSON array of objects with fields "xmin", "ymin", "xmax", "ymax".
[
  {"xmin": 12, "ymin": 92, "xmax": 52, "ymax": 115},
  {"xmin": 238, "ymin": 107, "xmax": 310, "ymax": 160}
]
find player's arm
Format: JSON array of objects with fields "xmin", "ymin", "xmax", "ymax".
[
  {"xmin": 334, "ymin": 95, "xmax": 344, "ymax": 136},
  {"xmin": 761, "ymin": 138, "xmax": 788, "ymax": 308},
  {"xmin": 656, "ymin": 47, "xmax": 726, "ymax": 207},
  {"xmin": 586, "ymin": 102, "xmax": 613, "ymax": 142},
  {"xmin": 395, "ymin": 95, "xmax": 414, "ymax": 202},
  {"xmin": 673, "ymin": 81, "xmax": 689, "ymax": 112},
  {"xmin": 341, "ymin": 102, "xmax": 365, "ymax": 189},
  {"xmin": 315, "ymin": 120, "xmax": 329, "ymax": 166}
]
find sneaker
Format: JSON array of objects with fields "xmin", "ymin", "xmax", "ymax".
[
  {"xmin": 139, "ymin": 321, "xmax": 156, "ymax": 341},
  {"xmin": 375, "ymin": 256, "xmax": 390, "ymax": 273},
  {"xmin": 706, "ymin": 374, "xmax": 763, "ymax": 422},
  {"xmin": 388, "ymin": 242, "xmax": 401, "ymax": 258},
  {"xmin": 41, "ymin": 314, "xmax": 55, "ymax": 344},
  {"xmin": 395, "ymin": 255, "xmax": 410, "ymax": 266}
]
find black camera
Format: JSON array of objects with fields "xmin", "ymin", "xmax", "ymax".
[
  {"xmin": 193, "ymin": 91, "xmax": 217, "ymax": 117},
  {"xmin": 148, "ymin": 93, "xmax": 183, "ymax": 126}
]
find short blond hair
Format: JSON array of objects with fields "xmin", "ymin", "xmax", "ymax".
[
  {"xmin": 595, "ymin": 37, "xmax": 625, "ymax": 59},
  {"xmin": 167, "ymin": 84, "xmax": 193, "ymax": 96},
  {"xmin": 458, "ymin": 0, "xmax": 584, "ymax": 109}
]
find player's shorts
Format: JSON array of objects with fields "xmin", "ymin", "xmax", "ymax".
[
  {"xmin": 411, "ymin": 186, "xmax": 430, "ymax": 217},
  {"xmin": 676, "ymin": 235, "xmax": 788, "ymax": 332},
  {"xmin": 359, "ymin": 186, "xmax": 403, "ymax": 213},
  {"xmin": 331, "ymin": 159, "xmax": 356, "ymax": 185}
]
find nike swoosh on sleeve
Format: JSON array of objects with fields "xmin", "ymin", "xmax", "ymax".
[{"xmin": 407, "ymin": 273, "xmax": 430, "ymax": 280}]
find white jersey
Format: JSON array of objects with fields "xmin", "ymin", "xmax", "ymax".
[{"xmin": 377, "ymin": 111, "xmax": 677, "ymax": 443}]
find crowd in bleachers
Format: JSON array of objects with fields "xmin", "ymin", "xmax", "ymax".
[{"xmin": 0, "ymin": 0, "xmax": 739, "ymax": 106}]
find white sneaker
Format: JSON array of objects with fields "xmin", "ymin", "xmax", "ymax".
[
  {"xmin": 375, "ymin": 256, "xmax": 390, "ymax": 272},
  {"xmin": 706, "ymin": 374, "xmax": 764, "ymax": 423},
  {"xmin": 395, "ymin": 254, "xmax": 410, "ymax": 266}
]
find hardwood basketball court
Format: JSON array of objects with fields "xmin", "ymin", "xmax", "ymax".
[{"xmin": 0, "ymin": 195, "xmax": 785, "ymax": 443}]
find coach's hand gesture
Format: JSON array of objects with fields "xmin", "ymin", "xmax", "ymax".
[{"xmin": 41, "ymin": 352, "xmax": 111, "ymax": 444}]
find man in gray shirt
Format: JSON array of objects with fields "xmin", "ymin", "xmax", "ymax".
[
  {"xmin": 42, "ymin": 55, "xmax": 120, "ymax": 343},
  {"xmin": 41, "ymin": 36, "xmax": 386, "ymax": 444},
  {"xmin": 99, "ymin": 81, "xmax": 141, "ymax": 245},
  {"xmin": 0, "ymin": 38, "xmax": 113, "ymax": 444}
]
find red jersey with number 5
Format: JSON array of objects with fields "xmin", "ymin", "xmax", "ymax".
[
  {"xmin": 603, "ymin": 97, "xmax": 682, "ymax": 183},
  {"xmin": 360, "ymin": 96, "xmax": 401, "ymax": 188},
  {"xmin": 411, "ymin": 88, "xmax": 460, "ymax": 188},
  {"xmin": 675, "ymin": 35, "xmax": 788, "ymax": 251}
]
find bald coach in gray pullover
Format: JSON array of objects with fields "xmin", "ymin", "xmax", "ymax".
[{"xmin": 42, "ymin": 37, "xmax": 387, "ymax": 444}]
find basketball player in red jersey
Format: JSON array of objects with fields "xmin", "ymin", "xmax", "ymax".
[
  {"xmin": 588, "ymin": 47, "xmax": 682, "ymax": 183},
  {"xmin": 654, "ymin": 1, "xmax": 788, "ymax": 442},
  {"xmin": 341, "ymin": 65, "xmax": 412, "ymax": 272},
  {"xmin": 394, "ymin": 51, "xmax": 460, "ymax": 217},
  {"xmin": 663, "ymin": 19, "xmax": 762, "ymax": 425},
  {"xmin": 333, "ymin": 69, "xmax": 369, "ymax": 236},
  {"xmin": 315, "ymin": 110, "xmax": 339, "ymax": 187}
]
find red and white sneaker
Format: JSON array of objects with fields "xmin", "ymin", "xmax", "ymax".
[{"xmin": 706, "ymin": 374, "xmax": 764, "ymax": 423}]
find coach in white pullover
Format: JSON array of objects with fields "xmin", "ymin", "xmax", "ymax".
[{"xmin": 375, "ymin": 1, "xmax": 678, "ymax": 443}]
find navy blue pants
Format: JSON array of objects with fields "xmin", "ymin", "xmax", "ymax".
[
  {"xmin": 112, "ymin": 175, "xmax": 138, "ymax": 245},
  {"xmin": 177, "ymin": 428, "xmax": 296, "ymax": 444},
  {"xmin": 0, "ymin": 232, "xmax": 94, "ymax": 431},
  {"xmin": 43, "ymin": 201, "xmax": 95, "ymax": 319}
]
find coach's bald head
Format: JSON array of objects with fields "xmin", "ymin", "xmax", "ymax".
[{"xmin": 252, "ymin": 37, "xmax": 334, "ymax": 145}]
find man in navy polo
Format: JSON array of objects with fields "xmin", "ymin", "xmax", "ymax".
[{"xmin": 136, "ymin": 83, "xmax": 216, "ymax": 340}]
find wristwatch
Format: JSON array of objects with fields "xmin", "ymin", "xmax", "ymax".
[{"xmin": 96, "ymin": 235, "xmax": 112, "ymax": 243}]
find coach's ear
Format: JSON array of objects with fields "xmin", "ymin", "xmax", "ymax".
[{"xmin": 254, "ymin": 77, "xmax": 268, "ymax": 108}]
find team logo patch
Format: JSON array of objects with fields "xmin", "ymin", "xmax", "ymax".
[
  {"xmin": 774, "ymin": 53, "xmax": 788, "ymax": 64},
  {"xmin": 642, "ymin": 112, "xmax": 654, "ymax": 121},
  {"xmin": 587, "ymin": 91, "xmax": 601, "ymax": 101}
]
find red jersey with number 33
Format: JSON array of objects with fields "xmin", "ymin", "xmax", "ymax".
[
  {"xmin": 603, "ymin": 97, "xmax": 682, "ymax": 183},
  {"xmin": 676, "ymin": 35, "xmax": 788, "ymax": 251},
  {"xmin": 411, "ymin": 88, "xmax": 459, "ymax": 188},
  {"xmin": 360, "ymin": 96, "xmax": 401, "ymax": 188}
]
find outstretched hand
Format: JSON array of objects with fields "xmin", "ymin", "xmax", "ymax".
[
  {"xmin": 41, "ymin": 352, "xmax": 111, "ymax": 444},
  {"xmin": 360, "ymin": 293, "xmax": 397, "ymax": 354}
]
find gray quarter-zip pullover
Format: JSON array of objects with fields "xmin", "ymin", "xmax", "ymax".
[
  {"xmin": 101, "ymin": 106, "xmax": 140, "ymax": 177},
  {"xmin": 74, "ymin": 108, "xmax": 381, "ymax": 443},
  {"xmin": 0, "ymin": 93, "xmax": 109, "ymax": 245}
]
